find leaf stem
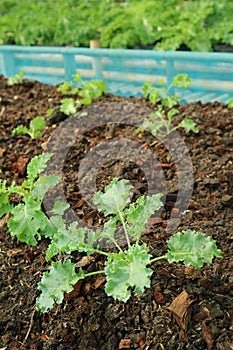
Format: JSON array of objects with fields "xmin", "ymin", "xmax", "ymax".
[
  {"xmin": 93, "ymin": 248, "xmax": 110, "ymax": 257},
  {"xmin": 118, "ymin": 211, "xmax": 131, "ymax": 248},
  {"xmin": 83, "ymin": 269, "xmax": 105, "ymax": 278},
  {"xmin": 110, "ymin": 239, "xmax": 124, "ymax": 253},
  {"xmin": 149, "ymin": 254, "xmax": 167, "ymax": 264}
]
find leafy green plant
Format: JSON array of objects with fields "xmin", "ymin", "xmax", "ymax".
[
  {"xmin": 7, "ymin": 70, "xmax": 24, "ymax": 86},
  {"xmin": 57, "ymin": 81, "xmax": 79, "ymax": 95},
  {"xmin": 2, "ymin": 157, "xmax": 222, "ymax": 312},
  {"xmin": 137, "ymin": 107, "xmax": 199, "ymax": 138},
  {"xmin": 35, "ymin": 178, "xmax": 221, "ymax": 312},
  {"xmin": 60, "ymin": 98, "xmax": 77, "ymax": 116},
  {"xmin": 138, "ymin": 74, "xmax": 198, "ymax": 137},
  {"xmin": 0, "ymin": 153, "xmax": 61, "ymax": 244},
  {"xmin": 57, "ymin": 71, "xmax": 107, "ymax": 116},
  {"xmin": 12, "ymin": 116, "xmax": 46, "ymax": 139},
  {"xmin": 142, "ymin": 73, "xmax": 192, "ymax": 108}
]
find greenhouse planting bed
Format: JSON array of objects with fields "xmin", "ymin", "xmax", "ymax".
[{"xmin": 0, "ymin": 65, "xmax": 232, "ymax": 350}]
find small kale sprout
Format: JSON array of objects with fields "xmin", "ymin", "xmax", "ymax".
[{"xmin": 139, "ymin": 73, "xmax": 199, "ymax": 137}]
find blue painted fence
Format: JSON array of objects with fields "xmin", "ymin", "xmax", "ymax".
[{"xmin": 0, "ymin": 45, "xmax": 233, "ymax": 104}]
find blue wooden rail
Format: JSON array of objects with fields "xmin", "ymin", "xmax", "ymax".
[{"xmin": 0, "ymin": 45, "xmax": 233, "ymax": 103}]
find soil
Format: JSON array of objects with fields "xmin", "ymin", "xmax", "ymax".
[{"xmin": 0, "ymin": 74, "xmax": 232, "ymax": 350}]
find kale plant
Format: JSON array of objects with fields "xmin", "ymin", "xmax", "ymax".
[
  {"xmin": 0, "ymin": 153, "xmax": 61, "ymax": 244},
  {"xmin": 138, "ymin": 74, "xmax": 199, "ymax": 138},
  {"xmin": 12, "ymin": 116, "xmax": 46, "ymax": 139},
  {"xmin": 57, "ymin": 70, "xmax": 107, "ymax": 116},
  {"xmin": 7, "ymin": 70, "xmax": 24, "ymax": 86},
  {"xmin": 1, "ymin": 155, "xmax": 222, "ymax": 312}
]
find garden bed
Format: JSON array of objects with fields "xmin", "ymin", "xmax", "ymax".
[{"xmin": 0, "ymin": 74, "xmax": 232, "ymax": 350}]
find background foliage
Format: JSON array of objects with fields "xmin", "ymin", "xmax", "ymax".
[{"xmin": 0, "ymin": 0, "xmax": 233, "ymax": 51}]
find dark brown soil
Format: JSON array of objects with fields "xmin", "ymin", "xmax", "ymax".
[{"xmin": 0, "ymin": 75, "xmax": 232, "ymax": 350}]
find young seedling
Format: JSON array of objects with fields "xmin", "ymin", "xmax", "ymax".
[
  {"xmin": 7, "ymin": 70, "xmax": 25, "ymax": 86},
  {"xmin": 137, "ymin": 107, "xmax": 199, "ymax": 139},
  {"xmin": 57, "ymin": 81, "xmax": 79, "ymax": 95},
  {"xmin": 60, "ymin": 98, "xmax": 78, "ymax": 116},
  {"xmin": 0, "ymin": 153, "xmax": 61, "ymax": 244},
  {"xmin": 57, "ymin": 70, "xmax": 108, "ymax": 115},
  {"xmin": 142, "ymin": 73, "xmax": 192, "ymax": 108},
  {"xmin": 12, "ymin": 116, "xmax": 46, "ymax": 139},
  {"xmin": 139, "ymin": 74, "xmax": 198, "ymax": 138}
]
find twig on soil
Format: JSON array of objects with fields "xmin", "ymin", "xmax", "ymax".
[{"xmin": 23, "ymin": 307, "xmax": 36, "ymax": 344}]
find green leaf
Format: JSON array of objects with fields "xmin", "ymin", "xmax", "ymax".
[
  {"xmin": 79, "ymin": 80, "xmax": 107, "ymax": 100},
  {"xmin": 149, "ymin": 88, "xmax": 160, "ymax": 104},
  {"xmin": 60, "ymin": 98, "xmax": 77, "ymax": 115},
  {"xmin": 7, "ymin": 70, "xmax": 24, "ymax": 86},
  {"xmin": 12, "ymin": 125, "xmax": 29, "ymax": 136},
  {"xmin": 105, "ymin": 244, "xmax": 153, "ymax": 302},
  {"xmin": 57, "ymin": 81, "xmax": 73, "ymax": 95},
  {"xmin": 172, "ymin": 74, "xmax": 193, "ymax": 88},
  {"xmin": 0, "ymin": 180, "xmax": 25, "ymax": 217},
  {"xmin": 32, "ymin": 174, "xmax": 61, "ymax": 201},
  {"xmin": 99, "ymin": 216, "xmax": 119, "ymax": 246},
  {"xmin": 166, "ymin": 229, "xmax": 222, "ymax": 269},
  {"xmin": 124, "ymin": 193, "xmax": 163, "ymax": 241},
  {"xmin": 43, "ymin": 217, "xmax": 59, "ymax": 239},
  {"xmin": 31, "ymin": 130, "xmax": 43, "ymax": 139},
  {"xmin": 36, "ymin": 260, "xmax": 84, "ymax": 312},
  {"xmin": 12, "ymin": 117, "xmax": 46, "ymax": 139},
  {"xmin": 162, "ymin": 95, "xmax": 179, "ymax": 108},
  {"xmin": 139, "ymin": 109, "xmax": 171, "ymax": 138},
  {"xmin": 158, "ymin": 79, "xmax": 165, "ymax": 86},
  {"xmin": 46, "ymin": 222, "xmax": 99, "ymax": 260},
  {"xmin": 46, "ymin": 108, "xmax": 55, "ymax": 117},
  {"xmin": 72, "ymin": 70, "xmax": 82, "ymax": 83},
  {"xmin": 49, "ymin": 214, "xmax": 66, "ymax": 232},
  {"xmin": 142, "ymin": 82, "xmax": 153, "ymax": 98},
  {"xmin": 51, "ymin": 200, "xmax": 70, "ymax": 216},
  {"xmin": 228, "ymin": 98, "xmax": 233, "ymax": 108},
  {"xmin": 93, "ymin": 178, "xmax": 133, "ymax": 216},
  {"xmin": 0, "ymin": 202, "xmax": 13, "ymax": 218},
  {"xmin": 29, "ymin": 116, "xmax": 46, "ymax": 132},
  {"xmin": 8, "ymin": 197, "xmax": 50, "ymax": 245},
  {"xmin": 179, "ymin": 118, "xmax": 199, "ymax": 133},
  {"xmin": 0, "ymin": 185, "xmax": 9, "ymax": 203},
  {"xmin": 26, "ymin": 153, "xmax": 52, "ymax": 184},
  {"xmin": 79, "ymin": 97, "xmax": 92, "ymax": 105},
  {"xmin": 167, "ymin": 108, "xmax": 179, "ymax": 122}
]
